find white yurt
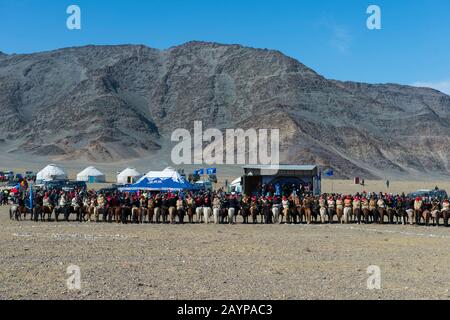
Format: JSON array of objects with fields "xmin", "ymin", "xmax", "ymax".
[
  {"xmin": 76, "ymin": 166, "xmax": 106, "ymax": 183},
  {"xmin": 116, "ymin": 168, "xmax": 142, "ymax": 185},
  {"xmin": 36, "ymin": 164, "xmax": 68, "ymax": 183}
]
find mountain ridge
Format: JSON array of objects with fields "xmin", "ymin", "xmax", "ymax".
[{"xmin": 0, "ymin": 42, "xmax": 449, "ymax": 179}]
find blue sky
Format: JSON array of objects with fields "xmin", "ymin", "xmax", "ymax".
[{"xmin": 1, "ymin": 0, "xmax": 449, "ymax": 93}]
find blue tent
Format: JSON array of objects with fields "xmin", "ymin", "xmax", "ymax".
[{"xmin": 119, "ymin": 177, "xmax": 195, "ymax": 192}]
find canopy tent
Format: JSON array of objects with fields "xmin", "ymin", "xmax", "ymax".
[
  {"xmin": 76, "ymin": 166, "xmax": 106, "ymax": 183},
  {"xmin": 119, "ymin": 167, "xmax": 194, "ymax": 191},
  {"xmin": 36, "ymin": 164, "xmax": 68, "ymax": 183},
  {"xmin": 116, "ymin": 168, "xmax": 142, "ymax": 185}
]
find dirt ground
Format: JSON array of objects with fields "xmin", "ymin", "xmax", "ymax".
[{"xmin": 0, "ymin": 206, "xmax": 449, "ymax": 300}]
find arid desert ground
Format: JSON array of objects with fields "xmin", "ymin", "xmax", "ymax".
[{"xmin": 1, "ymin": 204, "xmax": 450, "ymax": 300}]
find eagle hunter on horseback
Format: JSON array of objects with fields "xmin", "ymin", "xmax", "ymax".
[{"xmin": 6, "ymin": 181, "xmax": 450, "ymax": 228}]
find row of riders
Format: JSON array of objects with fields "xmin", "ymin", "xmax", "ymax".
[{"xmin": 8, "ymin": 190, "xmax": 450, "ymax": 227}]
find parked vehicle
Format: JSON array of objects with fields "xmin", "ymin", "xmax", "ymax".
[
  {"xmin": 97, "ymin": 187, "xmax": 118, "ymax": 194},
  {"xmin": 407, "ymin": 189, "xmax": 448, "ymax": 200},
  {"xmin": 25, "ymin": 171, "xmax": 36, "ymax": 180},
  {"xmin": 62, "ymin": 181, "xmax": 87, "ymax": 192},
  {"xmin": 195, "ymin": 180, "xmax": 213, "ymax": 191}
]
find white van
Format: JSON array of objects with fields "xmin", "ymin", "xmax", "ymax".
[{"xmin": 195, "ymin": 180, "xmax": 213, "ymax": 191}]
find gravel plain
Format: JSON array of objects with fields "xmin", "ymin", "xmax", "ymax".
[{"xmin": 0, "ymin": 206, "xmax": 449, "ymax": 300}]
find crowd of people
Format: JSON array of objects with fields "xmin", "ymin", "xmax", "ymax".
[{"xmin": 4, "ymin": 185, "xmax": 450, "ymax": 227}]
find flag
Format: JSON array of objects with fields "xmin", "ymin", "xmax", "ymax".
[
  {"xmin": 29, "ymin": 184, "xmax": 33, "ymax": 209},
  {"xmin": 206, "ymin": 168, "xmax": 216, "ymax": 175},
  {"xmin": 198, "ymin": 169, "xmax": 205, "ymax": 175},
  {"xmin": 324, "ymin": 169, "xmax": 334, "ymax": 177}
]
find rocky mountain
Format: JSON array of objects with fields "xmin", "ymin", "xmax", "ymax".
[{"xmin": 0, "ymin": 41, "xmax": 449, "ymax": 179}]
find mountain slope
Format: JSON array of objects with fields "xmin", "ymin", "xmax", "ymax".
[{"xmin": 0, "ymin": 42, "xmax": 449, "ymax": 178}]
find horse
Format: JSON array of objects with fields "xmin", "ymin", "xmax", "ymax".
[
  {"xmin": 250, "ymin": 203, "xmax": 259, "ymax": 224},
  {"xmin": 353, "ymin": 207, "xmax": 362, "ymax": 225},
  {"xmin": 213, "ymin": 207, "xmax": 220, "ymax": 224},
  {"xmin": 386, "ymin": 208, "xmax": 396, "ymax": 224},
  {"xmin": 343, "ymin": 206, "xmax": 352, "ymax": 224},
  {"xmin": 95, "ymin": 205, "xmax": 107, "ymax": 223},
  {"xmin": 303, "ymin": 198, "xmax": 313, "ymax": 225},
  {"xmin": 272, "ymin": 204, "xmax": 280, "ymax": 224},
  {"xmin": 131, "ymin": 206, "xmax": 142, "ymax": 224},
  {"xmin": 121, "ymin": 206, "xmax": 132, "ymax": 224},
  {"xmin": 362, "ymin": 208, "xmax": 371, "ymax": 224},
  {"xmin": 319, "ymin": 207, "xmax": 327, "ymax": 224},
  {"xmin": 54, "ymin": 205, "xmax": 70, "ymax": 222},
  {"xmin": 227, "ymin": 207, "xmax": 235, "ymax": 224},
  {"xmin": 186, "ymin": 206, "xmax": 195, "ymax": 224},
  {"xmin": 240, "ymin": 203, "xmax": 250, "ymax": 224},
  {"xmin": 293, "ymin": 196, "xmax": 303, "ymax": 224},
  {"xmin": 203, "ymin": 206, "xmax": 212, "ymax": 224},
  {"xmin": 9, "ymin": 205, "xmax": 21, "ymax": 221},
  {"xmin": 84, "ymin": 199, "xmax": 96, "ymax": 222},
  {"xmin": 42, "ymin": 205, "xmax": 53, "ymax": 222},
  {"xmin": 168, "ymin": 206, "xmax": 177, "ymax": 224},
  {"xmin": 395, "ymin": 208, "xmax": 408, "ymax": 225},
  {"xmin": 71, "ymin": 204, "xmax": 84, "ymax": 222},
  {"xmin": 220, "ymin": 207, "xmax": 228, "ymax": 224},
  {"xmin": 377, "ymin": 199, "xmax": 387, "ymax": 224},
  {"xmin": 263, "ymin": 204, "xmax": 273, "ymax": 224},
  {"xmin": 282, "ymin": 205, "xmax": 290, "ymax": 224},
  {"xmin": 442, "ymin": 210, "xmax": 450, "ymax": 227},
  {"xmin": 420, "ymin": 208, "xmax": 431, "ymax": 226},
  {"xmin": 154, "ymin": 207, "xmax": 162, "ymax": 223},
  {"xmin": 161, "ymin": 205, "xmax": 169, "ymax": 223},
  {"xmin": 147, "ymin": 199, "xmax": 155, "ymax": 223},
  {"xmin": 177, "ymin": 206, "xmax": 186, "ymax": 224},
  {"xmin": 195, "ymin": 206, "xmax": 203, "ymax": 223},
  {"xmin": 328, "ymin": 207, "xmax": 336, "ymax": 224},
  {"xmin": 431, "ymin": 203, "xmax": 441, "ymax": 226},
  {"xmin": 406, "ymin": 209, "xmax": 415, "ymax": 225},
  {"xmin": 336, "ymin": 206, "xmax": 343, "ymax": 224},
  {"xmin": 33, "ymin": 204, "xmax": 44, "ymax": 222}
]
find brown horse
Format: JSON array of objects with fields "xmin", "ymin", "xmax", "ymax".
[
  {"xmin": 303, "ymin": 197, "xmax": 312, "ymax": 225},
  {"xmin": 378, "ymin": 208, "xmax": 387, "ymax": 224},
  {"xmin": 42, "ymin": 205, "xmax": 53, "ymax": 221},
  {"xmin": 442, "ymin": 210, "xmax": 450, "ymax": 227},
  {"xmin": 336, "ymin": 207, "xmax": 343, "ymax": 224},
  {"xmin": 250, "ymin": 202, "xmax": 259, "ymax": 224},
  {"xmin": 148, "ymin": 199, "xmax": 155, "ymax": 223},
  {"xmin": 431, "ymin": 204, "xmax": 441, "ymax": 226},
  {"xmin": 362, "ymin": 208, "xmax": 371, "ymax": 224},
  {"xmin": 420, "ymin": 209, "xmax": 431, "ymax": 226},
  {"xmin": 186, "ymin": 206, "xmax": 195, "ymax": 223},
  {"xmin": 387, "ymin": 208, "xmax": 396, "ymax": 224}
]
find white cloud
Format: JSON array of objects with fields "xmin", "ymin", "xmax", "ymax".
[
  {"xmin": 330, "ymin": 25, "xmax": 351, "ymax": 54},
  {"xmin": 412, "ymin": 80, "xmax": 450, "ymax": 95}
]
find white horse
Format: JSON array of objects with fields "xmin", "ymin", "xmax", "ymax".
[
  {"xmin": 319, "ymin": 207, "xmax": 327, "ymax": 224},
  {"xmin": 203, "ymin": 206, "xmax": 212, "ymax": 224},
  {"xmin": 10, "ymin": 205, "xmax": 20, "ymax": 221},
  {"xmin": 272, "ymin": 205, "xmax": 280, "ymax": 224},
  {"xmin": 343, "ymin": 207, "xmax": 352, "ymax": 224},
  {"xmin": 406, "ymin": 209, "xmax": 415, "ymax": 225},
  {"xmin": 196, "ymin": 207, "xmax": 203, "ymax": 223}
]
